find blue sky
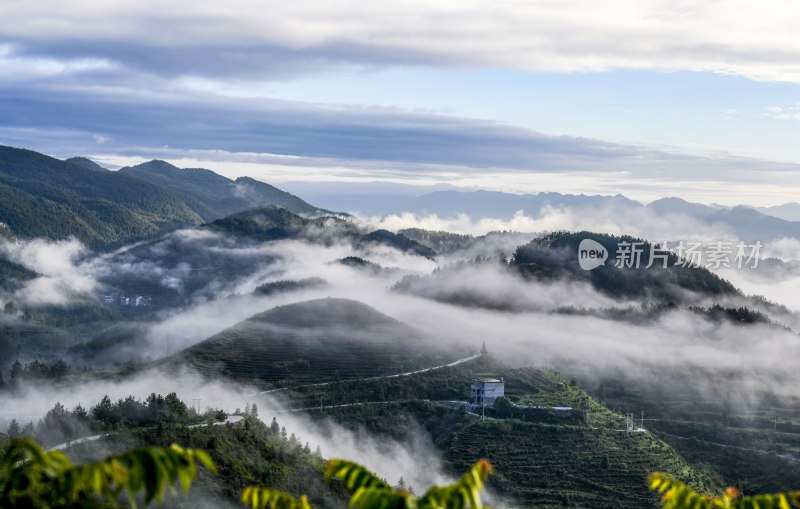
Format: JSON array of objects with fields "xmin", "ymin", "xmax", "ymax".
[
  {"xmin": 2, "ymin": 1, "xmax": 800, "ymax": 206},
  {"xmin": 257, "ymin": 68, "xmax": 800, "ymax": 162}
]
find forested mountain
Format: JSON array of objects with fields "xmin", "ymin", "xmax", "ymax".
[
  {"xmin": 511, "ymin": 231, "xmax": 739, "ymax": 300},
  {"xmin": 206, "ymin": 206, "xmax": 355, "ymax": 242},
  {"xmin": 119, "ymin": 160, "xmax": 328, "ymax": 219},
  {"xmin": 169, "ymin": 298, "xmax": 469, "ymax": 385},
  {"xmin": 207, "ymin": 206, "xmax": 437, "ymax": 257},
  {"xmin": 64, "ymin": 157, "xmax": 108, "ymax": 171},
  {"xmin": 0, "ymin": 146, "xmax": 331, "ymax": 248},
  {"xmin": 0, "ymin": 146, "xmax": 204, "ymax": 247}
]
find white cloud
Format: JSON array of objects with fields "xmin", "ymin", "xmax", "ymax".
[
  {"xmin": 0, "ymin": 43, "xmax": 115, "ymax": 82},
  {"xmin": 2, "ymin": 1, "xmax": 800, "ymax": 82}
]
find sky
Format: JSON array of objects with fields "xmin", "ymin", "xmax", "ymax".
[{"xmin": 2, "ymin": 0, "xmax": 800, "ymax": 205}]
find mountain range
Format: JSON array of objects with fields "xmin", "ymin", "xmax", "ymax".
[
  {"xmin": 4, "ymin": 144, "xmax": 800, "ymax": 247},
  {"xmin": 0, "ymin": 145, "xmax": 328, "ymax": 248},
  {"xmin": 297, "ymin": 186, "xmax": 800, "ymax": 242}
]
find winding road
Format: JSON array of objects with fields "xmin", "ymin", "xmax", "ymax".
[{"xmin": 247, "ymin": 353, "xmax": 482, "ymax": 398}]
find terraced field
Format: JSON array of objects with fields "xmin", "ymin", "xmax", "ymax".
[
  {"xmin": 171, "ymin": 298, "xmax": 471, "ymax": 386},
  {"xmin": 446, "ymin": 420, "xmax": 714, "ymax": 508},
  {"xmin": 295, "ymin": 358, "xmax": 718, "ymax": 508}
]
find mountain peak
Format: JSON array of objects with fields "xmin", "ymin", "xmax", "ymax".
[
  {"xmin": 66, "ymin": 156, "xmax": 107, "ymax": 171},
  {"xmin": 125, "ymin": 159, "xmax": 181, "ymax": 173}
]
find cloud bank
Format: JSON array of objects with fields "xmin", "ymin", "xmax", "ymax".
[{"xmin": 3, "ymin": 1, "xmax": 800, "ymax": 83}]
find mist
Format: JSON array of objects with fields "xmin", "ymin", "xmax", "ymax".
[
  {"xmin": 4, "ymin": 204, "xmax": 800, "ymax": 501},
  {"xmin": 0, "ymin": 365, "xmax": 453, "ymax": 493}
]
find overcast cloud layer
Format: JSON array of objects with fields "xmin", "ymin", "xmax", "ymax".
[
  {"xmin": 4, "ymin": 1, "xmax": 800, "ymax": 82},
  {"xmin": 3, "ymin": 1, "xmax": 800, "ymax": 203}
]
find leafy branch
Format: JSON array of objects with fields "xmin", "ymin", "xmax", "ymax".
[
  {"xmin": 243, "ymin": 458, "xmax": 493, "ymax": 509},
  {"xmin": 649, "ymin": 472, "xmax": 800, "ymax": 509},
  {"xmin": 0, "ymin": 438, "xmax": 215, "ymax": 509}
]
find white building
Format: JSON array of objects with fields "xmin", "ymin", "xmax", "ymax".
[{"xmin": 471, "ymin": 378, "xmax": 505, "ymax": 406}]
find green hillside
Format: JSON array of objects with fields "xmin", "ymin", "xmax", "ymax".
[
  {"xmin": 512, "ymin": 231, "xmax": 738, "ymax": 301},
  {"xmin": 398, "ymin": 228, "xmax": 475, "ymax": 254},
  {"xmin": 208, "ymin": 207, "xmax": 437, "ymax": 258},
  {"xmin": 361, "ymin": 229, "xmax": 437, "ymax": 259},
  {"xmin": 0, "ymin": 146, "xmax": 204, "ymax": 247},
  {"xmin": 119, "ymin": 160, "xmax": 328, "ymax": 219},
  {"xmin": 291, "ymin": 356, "xmax": 718, "ymax": 508},
  {"xmin": 0, "ymin": 255, "xmax": 37, "ymax": 292},
  {"xmin": 206, "ymin": 206, "xmax": 343, "ymax": 241},
  {"xmin": 61, "ymin": 416, "xmax": 343, "ymax": 508},
  {"xmin": 0, "ymin": 146, "xmax": 334, "ymax": 247},
  {"xmin": 171, "ymin": 298, "xmax": 470, "ymax": 386}
]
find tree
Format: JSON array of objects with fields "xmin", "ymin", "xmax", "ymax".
[
  {"xmin": 3, "ymin": 300, "xmax": 16, "ymax": 315},
  {"xmin": 9, "ymin": 360, "xmax": 22, "ymax": 386},
  {"xmin": 0, "ymin": 438, "xmax": 215, "ymax": 508},
  {"xmin": 493, "ymin": 396, "xmax": 514, "ymax": 417},
  {"xmin": 270, "ymin": 417, "xmax": 280, "ymax": 434},
  {"xmin": 72, "ymin": 404, "xmax": 88, "ymax": 420},
  {"xmin": 48, "ymin": 360, "xmax": 69, "ymax": 379},
  {"xmin": 250, "ymin": 403, "xmax": 259, "ymax": 418},
  {"xmin": 7, "ymin": 419, "xmax": 19, "ymax": 439},
  {"xmin": 92, "ymin": 395, "xmax": 115, "ymax": 423}
]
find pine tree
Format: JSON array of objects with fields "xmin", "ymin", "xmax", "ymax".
[
  {"xmin": 9, "ymin": 360, "xmax": 23, "ymax": 385},
  {"xmin": 250, "ymin": 403, "xmax": 258, "ymax": 418},
  {"xmin": 7, "ymin": 419, "xmax": 20, "ymax": 438},
  {"xmin": 270, "ymin": 417, "xmax": 280, "ymax": 434},
  {"xmin": 3, "ymin": 300, "xmax": 16, "ymax": 315}
]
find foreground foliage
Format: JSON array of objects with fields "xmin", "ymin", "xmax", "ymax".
[
  {"xmin": 4, "ymin": 435, "xmax": 800, "ymax": 509},
  {"xmin": 243, "ymin": 458, "xmax": 493, "ymax": 509},
  {"xmin": 649, "ymin": 472, "xmax": 800, "ymax": 509},
  {"xmin": 0, "ymin": 438, "xmax": 215, "ymax": 508}
]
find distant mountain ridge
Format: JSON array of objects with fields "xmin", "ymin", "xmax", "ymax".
[
  {"xmin": 119, "ymin": 160, "xmax": 329, "ymax": 220},
  {"xmin": 0, "ymin": 145, "xmax": 330, "ymax": 248},
  {"xmin": 306, "ymin": 187, "xmax": 800, "ymax": 242}
]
